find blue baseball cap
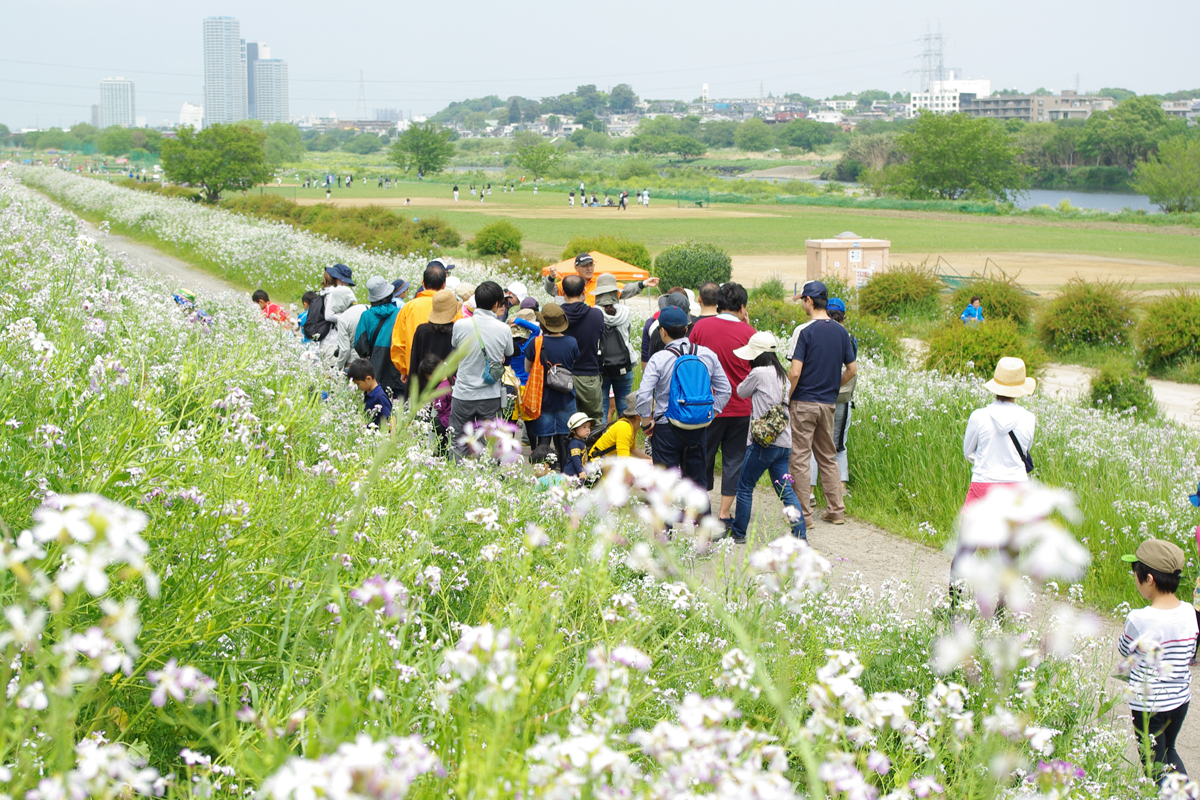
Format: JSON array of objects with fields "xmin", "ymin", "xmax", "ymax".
[
  {"xmin": 325, "ymin": 263, "xmax": 355, "ymax": 286},
  {"xmin": 800, "ymin": 280, "xmax": 827, "ymax": 299},
  {"xmin": 827, "ymin": 297, "xmax": 846, "ymax": 313},
  {"xmin": 658, "ymin": 306, "xmax": 689, "ymax": 328}
]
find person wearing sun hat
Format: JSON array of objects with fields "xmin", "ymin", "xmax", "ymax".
[
  {"xmin": 961, "ymin": 356, "xmax": 1037, "ymax": 507},
  {"xmin": 1118, "ymin": 537, "xmax": 1197, "ymax": 780}
]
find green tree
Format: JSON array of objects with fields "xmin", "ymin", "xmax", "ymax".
[
  {"xmin": 98, "ymin": 126, "xmax": 134, "ymax": 156},
  {"xmin": 263, "ymin": 122, "xmax": 305, "ymax": 164},
  {"xmin": 776, "ymin": 118, "xmax": 833, "ymax": 151},
  {"xmin": 845, "ymin": 132, "xmax": 899, "ymax": 171},
  {"xmin": 667, "ymin": 135, "xmax": 706, "ymax": 159},
  {"xmin": 699, "ymin": 120, "xmax": 737, "ymax": 148},
  {"xmin": 609, "ymin": 84, "xmax": 638, "ymax": 113},
  {"xmin": 0, "ymin": 123, "xmax": 9, "ymax": 144},
  {"xmin": 883, "ymin": 111, "xmax": 1026, "ymax": 201},
  {"xmin": 1098, "ymin": 87, "xmax": 1137, "ymax": 103},
  {"xmin": 389, "ymin": 123, "xmax": 455, "ymax": 175},
  {"xmin": 1133, "ymin": 136, "xmax": 1200, "ymax": 212},
  {"xmin": 160, "ymin": 123, "xmax": 271, "ymax": 203},
  {"xmin": 1080, "ymin": 95, "xmax": 1171, "ymax": 174},
  {"xmin": 306, "ymin": 133, "xmax": 339, "ymax": 152},
  {"xmin": 513, "ymin": 135, "xmax": 562, "ymax": 178},
  {"xmin": 343, "ymin": 133, "xmax": 384, "ymax": 155},
  {"xmin": 507, "ymin": 97, "xmax": 522, "ymax": 127},
  {"xmin": 733, "ymin": 118, "xmax": 776, "ymax": 152},
  {"xmin": 545, "ymin": 114, "xmax": 560, "ymax": 131}
]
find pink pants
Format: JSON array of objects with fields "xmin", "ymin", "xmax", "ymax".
[{"xmin": 962, "ymin": 481, "xmax": 1020, "ymax": 509}]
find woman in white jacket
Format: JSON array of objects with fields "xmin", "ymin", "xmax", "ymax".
[{"xmin": 594, "ymin": 275, "xmax": 638, "ymax": 422}]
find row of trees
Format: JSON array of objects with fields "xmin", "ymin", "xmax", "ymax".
[
  {"xmin": 5, "ymin": 123, "xmax": 163, "ymax": 159},
  {"xmin": 431, "ymin": 84, "xmax": 639, "ymax": 131}
]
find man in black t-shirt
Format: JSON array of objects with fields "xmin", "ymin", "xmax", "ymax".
[{"xmin": 788, "ymin": 281, "xmax": 858, "ymax": 527}]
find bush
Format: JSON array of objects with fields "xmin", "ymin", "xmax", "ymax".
[
  {"xmin": 471, "ymin": 220, "xmax": 523, "ymax": 258},
  {"xmin": 749, "ymin": 276, "xmax": 787, "ymax": 302},
  {"xmin": 925, "ymin": 318, "xmax": 1046, "ymax": 379},
  {"xmin": 1088, "ymin": 359, "xmax": 1157, "ymax": 419},
  {"xmin": 560, "ymin": 234, "xmax": 652, "ymax": 271},
  {"xmin": 948, "ymin": 273, "xmax": 1034, "ymax": 327},
  {"xmin": 1138, "ymin": 289, "xmax": 1200, "ymax": 373},
  {"xmin": 653, "ymin": 241, "xmax": 732, "ymax": 289},
  {"xmin": 1035, "ymin": 277, "xmax": 1135, "ymax": 352},
  {"xmin": 858, "ymin": 264, "xmax": 943, "ymax": 319},
  {"xmin": 747, "ymin": 301, "xmax": 903, "ymax": 366}
]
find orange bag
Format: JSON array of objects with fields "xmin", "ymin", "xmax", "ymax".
[{"xmin": 519, "ymin": 336, "xmax": 544, "ymax": 420}]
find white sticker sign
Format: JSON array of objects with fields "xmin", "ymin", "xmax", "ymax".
[{"xmin": 849, "ymin": 249, "xmax": 862, "ymax": 263}]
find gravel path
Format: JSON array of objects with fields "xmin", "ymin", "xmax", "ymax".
[{"xmin": 79, "ymin": 219, "xmax": 238, "ymax": 296}]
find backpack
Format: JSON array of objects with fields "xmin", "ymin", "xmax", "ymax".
[
  {"xmin": 664, "ymin": 344, "xmax": 714, "ymax": 429},
  {"xmin": 599, "ymin": 324, "xmax": 632, "ymax": 378},
  {"xmin": 586, "ymin": 417, "xmax": 633, "ymax": 460},
  {"xmin": 303, "ymin": 293, "xmax": 335, "ymax": 342}
]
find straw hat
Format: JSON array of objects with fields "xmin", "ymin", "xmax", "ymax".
[
  {"xmin": 984, "ymin": 357, "xmax": 1036, "ymax": 398},
  {"xmin": 567, "ymin": 412, "xmax": 591, "ymax": 432},
  {"xmin": 428, "ymin": 289, "xmax": 460, "ymax": 325},
  {"xmin": 539, "ymin": 302, "xmax": 569, "ymax": 333},
  {"xmin": 454, "ymin": 282, "xmax": 475, "ymax": 302},
  {"xmin": 733, "ymin": 331, "xmax": 779, "ymax": 361}
]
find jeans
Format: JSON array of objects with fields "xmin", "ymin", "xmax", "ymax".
[
  {"xmin": 531, "ymin": 405, "xmax": 576, "ymax": 437},
  {"xmin": 651, "ymin": 422, "xmax": 709, "ymax": 514},
  {"xmin": 601, "ymin": 371, "xmax": 634, "ymax": 422},
  {"xmin": 733, "ymin": 443, "xmax": 806, "ymax": 540},
  {"xmin": 1133, "ymin": 701, "xmax": 1189, "ymax": 781}
]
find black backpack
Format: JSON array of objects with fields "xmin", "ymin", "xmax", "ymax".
[
  {"xmin": 585, "ymin": 417, "xmax": 632, "ymax": 459},
  {"xmin": 599, "ymin": 324, "xmax": 632, "ymax": 378},
  {"xmin": 303, "ymin": 293, "xmax": 335, "ymax": 342}
]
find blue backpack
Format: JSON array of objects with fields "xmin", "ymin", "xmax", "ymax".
[{"xmin": 665, "ymin": 343, "xmax": 715, "ymax": 429}]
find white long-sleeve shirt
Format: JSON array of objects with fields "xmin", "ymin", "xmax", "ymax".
[
  {"xmin": 962, "ymin": 399, "xmax": 1035, "ymax": 483},
  {"xmin": 334, "ymin": 304, "xmax": 368, "ymax": 371},
  {"xmin": 635, "ymin": 338, "xmax": 731, "ymax": 423}
]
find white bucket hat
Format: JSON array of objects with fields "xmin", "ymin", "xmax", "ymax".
[
  {"xmin": 984, "ymin": 357, "xmax": 1036, "ymax": 397},
  {"xmin": 567, "ymin": 412, "xmax": 592, "ymax": 432},
  {"xmin": 733, "ymin": 330, "xmax": 780, "ymax": 362}
]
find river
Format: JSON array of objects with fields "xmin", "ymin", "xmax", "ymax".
[{"xmin": 1015, "ymin": 188, "xmax": 1155, "ymax": 213}]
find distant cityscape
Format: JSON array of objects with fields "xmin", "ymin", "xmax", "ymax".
[{"xmin": 66, "ymin": 15, "xmax": 1200, "ymax": 140}]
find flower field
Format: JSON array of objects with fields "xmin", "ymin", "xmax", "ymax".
[
  {"xmin": 0, "ymin": 167, "xmax": 1181, "ymax": 797},
  {"xmin": 12, "ymin": 167, "xmax": 532, "ymax": 305}
]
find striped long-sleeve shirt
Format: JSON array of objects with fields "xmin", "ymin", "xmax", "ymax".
[{"xmin": 1117, "ymin": 603, "xmax": 1198, "ymax": 713}]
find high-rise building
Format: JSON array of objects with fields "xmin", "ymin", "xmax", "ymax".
[
  {"xmin": 179, "ymin": 102, "xmax": 204, "ymax": 129},
  {"xmin": 246, "ymin": 42, "xmax": 270, "ymax": 119},
  {"xmin": 254, "ymin": 60, "xmax": 289, "ymax": 124},
  {"xmin": 908, "ymin": 71, "xmax": 991, "ymax": 118},
  {"xmin": 90, "ymin": 104, "xmax": 100, "ymax": 127},
  {"xmin": 202, "ymin": 16, "xmax": 247, "ymax": 126},
  {"xmin": 374, "ymin": 108, "xmax": 401, "ymax": 122},
  {"xmin": 99, "ymin": 78, "xmax": 136, "ymax": 128}
]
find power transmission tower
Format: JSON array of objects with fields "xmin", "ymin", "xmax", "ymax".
[
  {"xmin": 916, "ymin": 24, "xmax": 946, "ymax": 91},
  {"xmin": 357, "ymin": 70, "xmax": 367, "ymax": 121}
]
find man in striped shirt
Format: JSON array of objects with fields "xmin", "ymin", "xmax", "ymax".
[{"xmin": 1119, "ymin": 539, "xmax": 1198, "ymax": 781}]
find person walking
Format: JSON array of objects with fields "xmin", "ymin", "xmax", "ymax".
[
  {"xmin": 569, "ymin": 189, "xmax": 575, "ymax": 207},
  {"xmin": 305, "ymin": 264, "xmax": 357, "ymax": 369},
  {"xmin": 959, "ymin": 357, "xmax": 1036, "ymax": 506},
  {"xmin": 448, "ymin": 282, "xmax": 513, "ymax": 459},
  {"xmin": 559, "ymin": 276, "xmax": 606, "ymax": 425},
  {"xmin": 353, "ymin": 281, "xmax": 404, "ymax": 401},
  {"xmin": 334, "ymin": 280, "xmax": 374, "ymax": 372},
  {"xmin": 724, "ymin": 332, "xmax": 805, "ymax": 543},
  {"xmin": 689, "ymin": 282, "xmax": 756, "ymax": 528},
  {"xmin": 595, "ymin": 274, "xmax": 638, "ymax": 422},
  {"xmin": 409, "ymin": 289, "xmax": 461, "ymax": 400},
  {"xmin": 635, "ymin": 305, "xmax": 731, "ymax": 500},
  {"xmin": 808, "ymin": 297, "xmax": 856, "ymax": 499},
  {"xmin": 787, "ymin": 281, "xmax": 857, "ymax": 528},
  {"xmin": 543, "ymin": 252, "xmax": 658, "ymax": 306}
]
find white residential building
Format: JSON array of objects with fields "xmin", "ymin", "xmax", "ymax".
[
  {"xmin": 203, "ymin": 16, "xmax": 248, "ymax": 125},
  {"xmin": 909, "ymin": 72, "xmax": 992, "ymax": 117},
  {"xmin": 179, "ymin": 102, "xmax": 204, "ymax": 129},
  {"xmin": 99, "ymin": 78, "xmax": 135, "ymax": 128},
  {"xmin": 253, "ymin": 59, "xmax": 289, "ymax": 123}
]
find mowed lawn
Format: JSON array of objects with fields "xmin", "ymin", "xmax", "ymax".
[{"xmin": 257, "ymin": 181, "xmax": 1200, "ymax": 267}]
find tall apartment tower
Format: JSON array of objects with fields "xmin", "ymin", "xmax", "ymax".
[
  {"xmin": 254, "ymin": 60, "xmax": 289, "ymax": 123},
  {"xmin": 99, "ymin": 78, "xmax": 136, "ymax": 128},
  {"xmin": 202, "ymin": 16, "xmax": 248, "ymax": 126},
  {"xmin": 246, "ymin": 42, "xmax": 270, "ymax": 119}
]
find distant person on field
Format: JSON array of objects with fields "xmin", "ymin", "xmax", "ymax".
[
  {"xmin": 543, "ymin": 252, "xmax": 657, "ymax": 306},
  {"xmin": 809, "ymin": 298, "xmax": 857, "ymax": 500},
  {"xmin": 453, "ymin": 184, "xmax": 459, "ymax": 201},
  {"xmin": 448, "ymin": 281, "xmax": 513, "ymax": 460},
  {"xmin": 252, "ymin": 289, "xmax": 289, "ymax": 324},
  {"xmin": 569, "ymin": 189, "xmax": 575, "ymax": 207},
  {"xmin": 788, "ymin": 280, "xmax": 857, "ymax": 528},
  {"xmin": 961, "ymin": 295, "xmax": 984, "ymax": 325},
  {"xmin": 1118, "ymin": 538, "xmax": 1196, "ymax": 782},
  {"xmin": 348, "ymin": 359, "xmax": 392, "ymax": 427}
]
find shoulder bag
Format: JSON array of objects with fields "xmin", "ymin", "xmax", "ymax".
[
  {"xmin": 750, "ymin": 377, "xmax": 790, "ymax": 448},
  {"xmin": 472, "ymin": 318, "xmax": 505, "ymax": 386}
]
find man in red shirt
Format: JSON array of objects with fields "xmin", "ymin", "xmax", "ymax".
[
  {"xmin": 252, "ymin": 289, "xmax": 289, "ymax": 324},
  {"xmin": 688, "ymin": 282, "xmax": 756, "ymax": 528}
]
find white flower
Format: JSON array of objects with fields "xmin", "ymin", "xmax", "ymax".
[
  {"xmin": 0, "ymin": 605, "xmax": 47, "ymax": 649},
  {"xmin": 16, "ymin": 680, "xmax": 49, "ymax": 710},
  {"xmin": 931, "ymin": 625, "xmax": 976, "ymax": 675},
  {"xmin": 56, "ymin": 545, "xmax": 111, "ymax": 597}
]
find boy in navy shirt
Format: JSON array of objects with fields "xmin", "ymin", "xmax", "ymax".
[
  {"xmin": 348, "ymin": 360, "xmax": 392, "ymax": 426},
  {"xmin": 563, "ymin": 412, "xmax": 592, "ymax": 478}
]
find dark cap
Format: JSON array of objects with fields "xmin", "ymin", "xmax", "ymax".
[
  {"xmin": 574, "ymin": 253, "xmax": 594, "ymax": 267},
  {"xmin": 520, "ymin": 296, "xmax": 540, "ymax": 311},
  {"xmin": 326, "ymin": 263, "xmax": 355, "ymax": 286},
  {"xmin": 658, "ymin": 306, "xmax": 689, "ymax": 328},
  {"xmin": 392, "ymin": 278, "xmax": 410, "ymax": 297},
  {"xmin": 800, "ymin": 280, "xmax": 827, "ymax": 299},
  {"xmin": 658, "ymin": 291, "xmax": 690, "ymax": 312},
  {"xmin": 1122, "ymin": 539, "xmax": 1186, "ymax": 573}
]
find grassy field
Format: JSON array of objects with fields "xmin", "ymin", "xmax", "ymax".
[{"xmin": 254, "ymin": 181, "xmax": 1200, "ymax": 278}]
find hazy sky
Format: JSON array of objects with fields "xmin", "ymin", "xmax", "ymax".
[{"xmin": 3, "ymin": 0, "xmax": 1198, "ymax": 130}]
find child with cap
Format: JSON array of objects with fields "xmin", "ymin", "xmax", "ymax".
[
  {"xmin": 563, "ymin": 412, "xmax": 592, "ymax": 478},
  {"xmin": 1118, "ymin": 538, "xmax": 1197, "ymax": 780},
  {"xmin": 347, "ymin": 359, "xmax": 393, "ymax": 427}
]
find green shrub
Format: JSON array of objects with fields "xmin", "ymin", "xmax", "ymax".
[
  {"xmin": 858, "ymin": 264, "xmax": 943, "ymax": 319},
  {"xmin": 747, "ymin": 301, "xmax": 903, "ymax": 366},
  {"xmin": 1035, "ymin": 277, "xmax": 1135, "ymax": 352},
  {"xmin": 1088, "ymin": 359, "xmax": 1157, "ymax": 419},
  {"xmin": 1162, "ymin": 357, "xmax": 1200, "ymax": 385},
  {"xmin": 748, "ymin": 299, "xmax": 806, "ymax": 338},
  {"xmin": 471, "ymin": 220, "xmax": 524, "ymax": 257},
  {"xmin": 925, "ymin": 318, "xmax": 1046, "ymax": 379},
  {"xmin": 560, "ymin": 234, "xmax": 652, "ymax": 271},
  {"xmin": 749, "ymin": 275, "xmax": 787, "ymax": 302},
  {"xmin": 948, "ymin": 273, "xmax": 1034, "ymax": 327},
  {"xmin": 653, "ymin": 240, "xmax": 732, "ymax": 289},
  {"xmin": 1138, "ymin": 289, "xmax": 1200, "ymax": 373}
]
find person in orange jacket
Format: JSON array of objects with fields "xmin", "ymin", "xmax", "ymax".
[
  {"xmin": 543, "ymin": 253, "xmax": 659, "ymax": 307},
  {"xmin": 390, "ymin": 259, "xmax": 460, "ymax": 385}
]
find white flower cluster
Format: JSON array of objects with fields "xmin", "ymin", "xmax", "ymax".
[
  {"xmin": 260, "ymin": 733, "xmax": 445, "ymax": 800},
  {"xmin": 436, "ymin": 623, "xmax": 521, "ymax": 713},
  {"xmin": 25, "ymin": 735, "xmax": 164, "ymax": 800},
  {"xmin": 750, "ymin": 535, "xmax": 832, "ymax": 610}
]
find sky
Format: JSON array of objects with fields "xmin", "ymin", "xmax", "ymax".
[{"xmin": 3, "ymin": 0, "xmax": 1198, "ymax": 130}]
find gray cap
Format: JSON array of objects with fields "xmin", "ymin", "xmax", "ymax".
[
  {"xmin": 657, "ymin": 291, "xmax": 690, "ymax": 312},
  {"xmin": 366, "ymin": 276, "xmax": 392, "ymax": 303}
]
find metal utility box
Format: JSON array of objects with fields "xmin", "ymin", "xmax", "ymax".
[{"xmin": 805, "ymin": 232, "xmax": 891, "ymax": 288}]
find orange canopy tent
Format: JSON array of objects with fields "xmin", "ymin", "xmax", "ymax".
[{"xmin": 541, "ymin": 251, "xmax": 649, "ymax": 282}]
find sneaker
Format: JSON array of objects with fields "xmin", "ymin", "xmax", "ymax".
[
  {"xmin": 821, "ymin": 513, "xmax": 845, "ymax": 525},
  {"xmin": 718, "ymin": 517, "xmax": 733, "ymax": 531},
  {"xmin": 809, "ymin": 492, "xmax": 816, "ymax": 502}
]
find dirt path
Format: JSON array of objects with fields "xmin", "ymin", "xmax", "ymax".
[
  {"xmin": 79, "ymin": 219, "xmax": 238, "ymax": 296},
  {"xmin": 1041, "ymin": 362, "xmax": 1200, "ymax": 428}
]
